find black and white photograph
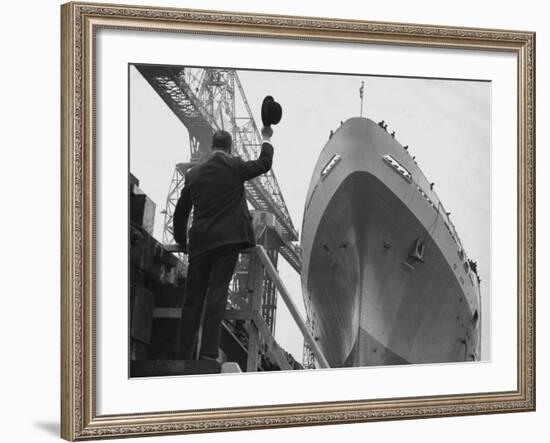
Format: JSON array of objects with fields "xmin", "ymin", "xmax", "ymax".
[
  {"xmin": 128, "ymin": 64, "xmax": 490, "ymax": 377},
  {"xmin": 54, "ymin": 2, "xmax": 539, "ymax": 440}
]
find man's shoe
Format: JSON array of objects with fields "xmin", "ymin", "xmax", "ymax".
[{"xmin": 199, "ymin": 354, "xmax": 220, "ymax": 364}]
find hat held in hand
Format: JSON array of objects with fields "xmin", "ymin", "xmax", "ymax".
[{"xmin": 261, "ymin": 95, "xmax": 282, "ymax": 126}]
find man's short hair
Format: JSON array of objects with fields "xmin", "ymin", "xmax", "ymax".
[{"xmin": 211, "ymin": 130, "xmax": 232, "ymax": 152}]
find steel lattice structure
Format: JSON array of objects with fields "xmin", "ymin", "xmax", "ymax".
[{"xmin": 135, "ymin": 65, "xmax": 301, "ymax": 273}]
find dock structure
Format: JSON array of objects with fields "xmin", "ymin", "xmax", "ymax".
[{"xmin": 130, "ymin": 66, "xmax": 324, "ymax": 374}]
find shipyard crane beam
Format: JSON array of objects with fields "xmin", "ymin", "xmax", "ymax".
[{"xmin": 134, "ymin": 64, "xmax": 302, "ymax": 273}]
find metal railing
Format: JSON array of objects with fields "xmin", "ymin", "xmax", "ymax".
[
  {"xmin": 252, "ymin": 246, "xmax": 330, "ymax": 369},
  {"xmin": 163, "ymin": 243, "xmax": 330, "ymax": 369}
]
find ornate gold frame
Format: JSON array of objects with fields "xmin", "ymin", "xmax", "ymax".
[{"xmin": 60, "ymin": 1, "xmax": 536, "ymax": 440}]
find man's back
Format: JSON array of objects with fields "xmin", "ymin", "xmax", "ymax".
[{"xmin": 173, "ymin": 142, "xmax": 273, "ymax": 258}]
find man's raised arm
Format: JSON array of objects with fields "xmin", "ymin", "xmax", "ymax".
[{"xmin": 238, "ymin": 126, "xmax": 275, "ymax": 181}]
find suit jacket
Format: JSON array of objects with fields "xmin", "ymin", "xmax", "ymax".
[{"xmin": 173, "ymin": 142, "xmax": 274, "ymax": 258}]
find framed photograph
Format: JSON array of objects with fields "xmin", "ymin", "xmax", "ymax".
[{"xmin": 61, "ymin": 1, "xmax": 536, "ymax": 440}]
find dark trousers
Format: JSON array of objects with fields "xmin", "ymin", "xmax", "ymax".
[{"xmin": 176, "ymin": 244, "xmax": 240, "ymax": 360}]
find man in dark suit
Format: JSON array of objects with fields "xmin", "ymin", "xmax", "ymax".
[{"xmin": 173, "ymin": 127, "xmax": 274, "ymax": 361}]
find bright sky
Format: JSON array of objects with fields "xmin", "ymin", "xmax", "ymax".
[{"xmin": 129, "ymin": 65, "xmax": 491, "ymax": 364}]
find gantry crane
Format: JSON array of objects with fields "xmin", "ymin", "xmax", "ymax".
[{"xmin": 134, "ymin": 65, "xmax": 301, "ymax": 273}]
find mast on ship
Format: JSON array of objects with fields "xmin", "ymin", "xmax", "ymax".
[{"xmin": 359, "ymin": 81, "xmax": 365, "ymax": 117}]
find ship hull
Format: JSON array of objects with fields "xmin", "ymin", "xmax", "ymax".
[{"xmin": 301, "ymin": 118, "xmax": 481, "ymax": 368}]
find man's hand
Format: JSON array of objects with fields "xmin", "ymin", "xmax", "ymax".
[{"xmin": 261, "ymin": 125, "xmax": 273, "ymax": 142}]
